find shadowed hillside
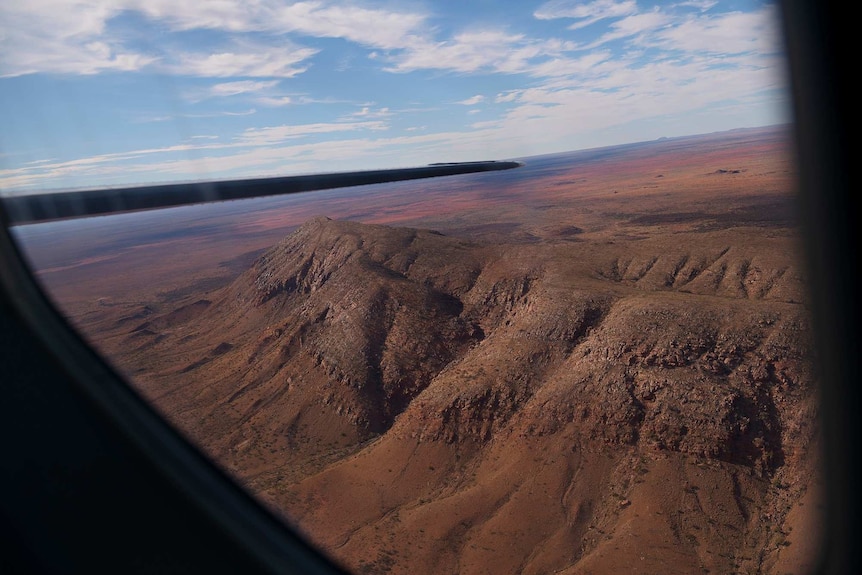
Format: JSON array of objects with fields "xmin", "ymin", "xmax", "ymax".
[{"xmin": 91, "ymin": 215, "xmax": 819, "ymax": 575}]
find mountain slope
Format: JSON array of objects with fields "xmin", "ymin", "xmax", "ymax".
[{"xmin": 98, "ymin": 217, "xmax": 819, "ymax": 575}]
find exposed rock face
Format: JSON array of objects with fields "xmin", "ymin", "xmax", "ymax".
[{"xmin": 106, "ymin": 217, "xmax": 819, "ymax": 575}]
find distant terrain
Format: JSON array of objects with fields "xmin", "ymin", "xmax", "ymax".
[{"xmin": 14, "ymin": 126, "xmax": 821, "ymax": 574}]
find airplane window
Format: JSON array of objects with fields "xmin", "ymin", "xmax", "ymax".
[{"xmin": 1, "ymin": 2, "xmax": 823, "ymax": 574}]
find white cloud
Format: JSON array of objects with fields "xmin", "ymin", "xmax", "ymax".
[
  {"xmin": 0, "ymin": 34, "xmax": 156, "ymax": 77},
  {"xmin": 237, "ymin": 121, "xmax": 389, "ymax": 146},
  {"xmin": 185, "ymin": 109, "xmax": 257, "ymax": 118},
  {"xmin": 348, "ymin": 107, "xmax": 393, "ymax": 119},
  {"xmin": 254, "ymin": 94, "xmax": 355, "ymax": 107},
  {"xmin": 172, "ymin": 44, "xmax": 317, "ymax": 78},
  {"xmin": 654, "ymin": 7, "xmax": 781, "ymax": 54},
  {"xmin": 0, "ymin": 3, "xmax": 315, "ymax": 78},
  {"xmin": 674, "ymin": 1, "xmax": 719, "ymax": 11},
  {"xmin": 495, "ymin": 91, "xmax": 522, "ymax": 103},
  {"xmin": 0, "ymin": 1, "xmax": 151, "ymax": 77},
  {"xmin": 131, "ymin": 108, "xmax": 259, "ymax": 123},
  {"xmin": 0, "ymin": 119, "xmax": 396, "ymax": 190},
  {"xmin": 209, "ymin": 80, "xmax": 279, "ymax": 97},
  {"xmin": 1, "ymin": 0, "xmax": 424, "ymax": 77},
  {"xmin": 387, "ymin": 30, "xmax": 576, "ymax": 74},
  {"xmin": 0, "ymin": 141, "xmax": 221, "ymax": 188},
  {"xmin": 534, "ymin": 0, "xmax": 638, "ymax": 29},
  {"xmin": 527, "ymin": 51, "xmax": 613, "ymax": 77},
  {"xmin": 0, "ymin": 128, "xmax": 455, "ymax": 191},
  {"xmin": 458, "ymin": 95, "xmax": 485, "ymax": 106},
  {"xmin": 256, "ymin": 96, "xmax": 294, "ymax": 107},
  {"xmin": 576, "ymin": 9, "xmax": 671, "ymax": 49},
  {"xmin": 127, "ymin": 0, "xmax": 427, "ymax": 51},
  {"xmin": 388, "ymin": 30, "xmax": 523, "ymax": 73},
  {"xmin": 266, "ymin": 2, "xmax": 427, "ymax": 51},
  {"xmin": 481, "ymin": 46, "xmax": 786, "ymax": 148},
  {"xmin": 609, "ymin": 10, "xmax": 670, "ymax": 37}
]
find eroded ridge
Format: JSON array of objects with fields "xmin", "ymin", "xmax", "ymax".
[
  {"xmin": 596, "ymin": 241, "xmax": 802, "ymax": 303},
  {"xmin": 85, "ymin": 217, "xmax": 818, "ymax": 575}
]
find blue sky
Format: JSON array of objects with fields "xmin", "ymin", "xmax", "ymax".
[{"xmin": 0, "ymin": 0, "xmax": 788, "ymax": 194}]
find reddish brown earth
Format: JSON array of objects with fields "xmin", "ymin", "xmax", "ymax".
[{"xmin": 13, "ymin": 126, "xmax": 822, "ymax": 574}]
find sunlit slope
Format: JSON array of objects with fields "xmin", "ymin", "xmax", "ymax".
[{"xmin": 96, "ymin": 216, "xmax": 818, "ymax": 575}]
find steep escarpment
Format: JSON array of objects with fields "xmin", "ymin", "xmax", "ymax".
[{"xmin": 99, "ymin": 217, "xmax": 819, "ymax": 575}]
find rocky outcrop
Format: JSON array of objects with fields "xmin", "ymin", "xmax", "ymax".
[{"xmin": 107, "ymin": 218, "xmax": 818, "ymax": 575}]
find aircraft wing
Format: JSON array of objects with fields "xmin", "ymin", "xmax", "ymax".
[{"xmin": 2, "ymin": 161, "xmax": 522, "ymax": 225}]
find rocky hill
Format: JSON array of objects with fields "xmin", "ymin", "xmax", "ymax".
[{"xmin": 100, "ymin": 216, "xmax": 819, "ymax": 575}]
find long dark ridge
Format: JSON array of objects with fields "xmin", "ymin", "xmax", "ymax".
[{"xmin": 2, "ymin": 161, "xmax": 523, "ymax": 225}]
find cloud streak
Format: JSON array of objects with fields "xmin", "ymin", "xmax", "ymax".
[
  {"xmin": 209, "ymin": 80, "xmax": 280, "ymax": 97},
  {"xmin": 534, "ymin": 0, "xmax": 639, "ymax": 28},
  {"xmin": 458, "ymin": 95, "xmax": 486, "ymax": 106},
  {"xmin": 238, "ymin": 121, "xmax": 388, "ymax": 146},
  {"xmin": 0, "ymin": 0, "xmax": 426, "ymax": 78},
  {"xmin": 171, "ymin": 45, "xmax": 317, "ymax": 78}
]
